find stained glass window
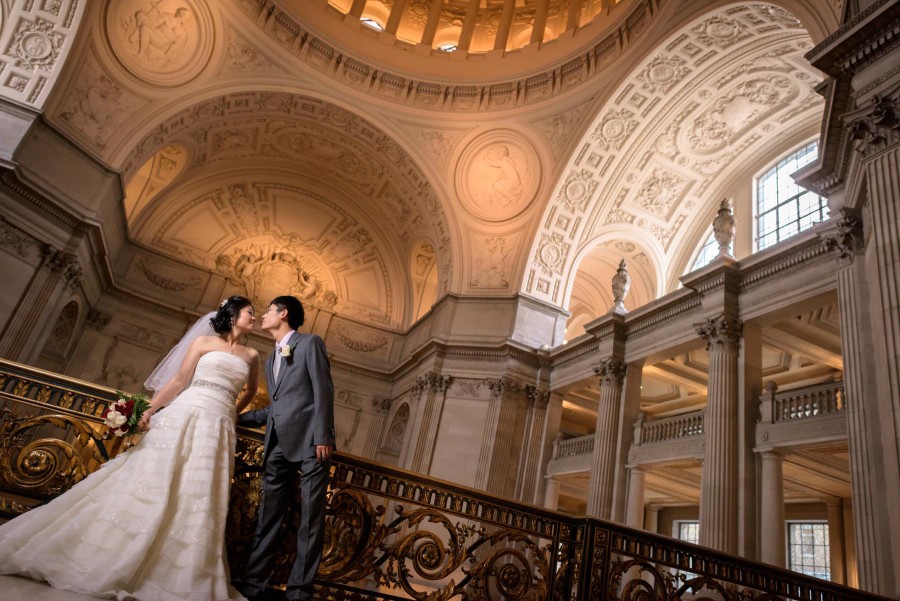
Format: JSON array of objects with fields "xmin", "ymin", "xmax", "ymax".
[
  {"xmin": 756, "ymin": 142, "xmax": 828, "ymax": 251},
  {"xmin": 787, "ymin": 522, "xmax": 830, "ymax": 579}
]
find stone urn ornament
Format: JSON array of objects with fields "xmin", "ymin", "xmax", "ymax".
[
  {"xmin": 713, "ymin": 197, "xmax": 736, "ymax": 258},
  {"xmin": 611, "ymin": 259, "xmax": 631, "ymax": 313}
]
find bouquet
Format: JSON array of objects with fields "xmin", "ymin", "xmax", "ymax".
[{"xmin": 102, "ymin": 392, "xmax": 151, "ymax": 436}]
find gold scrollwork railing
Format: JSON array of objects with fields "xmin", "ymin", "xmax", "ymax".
[{"xmin": 0, "ymin": 359, "xmax": 889, "ymax": 601}]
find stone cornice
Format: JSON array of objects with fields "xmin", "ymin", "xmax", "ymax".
[{"xmin": 805, "ymin": 0, "xmax": 899, "ymax": 75}]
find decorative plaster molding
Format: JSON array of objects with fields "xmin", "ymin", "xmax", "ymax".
[
  {"xmin": 695, "ymin": 315, "xmax": 743, "ymax": 349},
  {"xmin": 594, "ymin": 358, "xmax": 626, "ymax": 387}
]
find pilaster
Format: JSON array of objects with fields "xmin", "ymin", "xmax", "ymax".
[
  {"xmin": 0, "ymin": 246, "xmax": 82, "ymax": 362},
  {"xmin": 406, "ymin": 371, "xmax": 452, "ymax": 475},
  {"xmin": 63, "ymin": 307, "xmax": 112, "ymax": 378}
]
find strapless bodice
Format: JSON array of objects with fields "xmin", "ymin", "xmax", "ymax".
[{"xmin": 190, "ymin": 350, "xmax": 250, "ymax": 396}]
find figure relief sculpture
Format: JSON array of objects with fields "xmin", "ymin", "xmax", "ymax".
[
  {"xmin": 484, "ymin": 145, "xmax": 524, "ymax": 208},
  {"xmin": 120, "ymin": 0, "xmax": 192, "ymax": 66}
]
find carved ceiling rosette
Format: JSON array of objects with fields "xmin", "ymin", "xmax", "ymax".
[{"xmin": 106, "ymin": 0, "xmax": 214, "ymax": 87}]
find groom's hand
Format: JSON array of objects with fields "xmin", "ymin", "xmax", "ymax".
[{"xmin": 316, "ymin": 444, "xmax": 333, "ymax": 463}]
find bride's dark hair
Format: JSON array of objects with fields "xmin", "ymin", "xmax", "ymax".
[{"xmin": 210, "ymin": 295, "xmax": 252, "ymax": 334}]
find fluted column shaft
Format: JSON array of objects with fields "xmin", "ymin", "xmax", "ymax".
[
  {"xmin": 63, "ymin": 308, "xmax": 111, "ymax": 378},
  {"xmin": 697, "ymin": 316, "xmax": 741, "ymax": 553},
  {"xmin": 407, "ymin": 373, "xmax": 451, "ymax": 474},
  {"xmin": 624, "ymin": 467, "xmax": 645, "ymax": 528},
  {"xmin": 586, "ymin": 358, "xmax": 625, "ymax": 519},
  {"xmin": 862, "ymin": 146, "xmax": 900, "ymax": 590},
  {"xmin": 759, "ymin": 451, "xmax": 785, "ymax": 566},
  {"xmin": 826, "ymin": 498, "xmax": 846, "ymax": 584}
]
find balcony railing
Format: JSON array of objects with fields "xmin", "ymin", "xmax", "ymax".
[
  {"xmin": 554, "ymin": 433, "xmax": 594, "ymax": 459},
  {"xmin": 760, "ymin": 380, "xmax": 845, "ymax": 423},
  {"xmin": 0, "ymin": 358, "xmax": 886, "ymax": 601},
  {"xmin": 636, "ymin": 411, "xmax": 705, "ymax": 444}
]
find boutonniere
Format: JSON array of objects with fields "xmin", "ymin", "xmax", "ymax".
[{"xmin": 280, "ymin": 343, "xmax": 296, "ymax": 360}]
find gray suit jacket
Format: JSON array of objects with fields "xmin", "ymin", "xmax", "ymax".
[{"xmin": 238, "ymin": 332, "xmax": 336, "ymax": 462}]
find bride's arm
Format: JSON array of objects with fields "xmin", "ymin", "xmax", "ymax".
[
  {"xmin": 235, "ymin": 350, "xmax": 260, "ymax": 414},
  {"xmin": 139, "ymin": 337, "xmax": 208, "ymax": 430}
]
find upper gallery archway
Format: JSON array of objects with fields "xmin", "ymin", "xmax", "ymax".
[{"xmin": 522, "ymin": 2, "xmax": 828, "ymax": 324}]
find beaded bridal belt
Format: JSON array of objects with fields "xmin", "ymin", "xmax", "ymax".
[{"xmin": 190, "ymin": 378, "xmax": 234, "ymax": 396}]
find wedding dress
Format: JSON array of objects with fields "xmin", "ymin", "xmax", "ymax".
[{"xmin": 0, "ymin": 351, "xmax": 250, "ymax": 601}]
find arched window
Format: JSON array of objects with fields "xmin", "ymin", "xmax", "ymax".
[
  {"xmin": 689, "ymin": 232, "xmax": 718, "ymax": 273},
  {"xmin": 756, "ymin": 142, "xmax": 828, "ymax": 251}
]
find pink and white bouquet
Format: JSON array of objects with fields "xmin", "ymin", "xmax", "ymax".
[{"xmin": 103, "ymin": 392, "xmax": 151, "ymax": 436}]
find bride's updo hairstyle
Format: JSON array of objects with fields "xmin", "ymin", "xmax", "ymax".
[{"xmin": 210, "ymin": 295, "xmax": 252, "ymax": 334}]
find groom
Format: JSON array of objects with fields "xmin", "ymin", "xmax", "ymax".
[{"xmin": 235, "ymin": 295, "xmax": 335, "ymax": 601}]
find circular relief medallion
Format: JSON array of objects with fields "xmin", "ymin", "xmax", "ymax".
[
  {"xmin": 106, "ymin": 0, "xmax": 213, "ymax": 87},
  {"xmin": 455, "ymin": 130, "xmax": 540, "ymax": 222}
]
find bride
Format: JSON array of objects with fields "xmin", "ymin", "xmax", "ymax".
[{"xmin": 0, "ymin": 296, "xmax": 261, "ymax": 601}]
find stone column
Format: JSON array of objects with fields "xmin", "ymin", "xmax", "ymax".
[
  {"xmin": 821, "ymin": 210, "xmax": 895, "ymax": 592},
  {"xmin": 759, "ymin": 451, "xmax": 786, "ymax": 567},
  {"xmin": 384, "ymin": 0, "xmax": 410, "ymax": 34},
  {"xmin": 494, "ymin": 0, "xmax": 516, "ymax": 50},
  {"xmin": 861, "ymin": 145, "xmax": 900, "ymax": 588},
  {"xmin": 586, "ymin": 358, "xmax": 626, "ymax": 519},
  {"xmin": 407, "ymin": 372, "xmax": 451, "ymax": 474},
  {"xmin": 696, "ymin": 315, "xmax": 742, "ymax": 553},
  {"xmin": 825, "ymin": 497, "xmax": 846, "ymax": 585},
  {"xmin": 479, "ymin": 378, "xmax": 530, "ymax": 498},
  {"xmin": 543, "ymin": 476, "xmax": 560, "ymax": 510},
  {"xmin": 624, "ymin": 466, "xmax": 645, "ymax": 529},
  {"xmin": 360, "ymin": 397, "xmax": 393, "ymax": 460},
  {"xmin": 0, "ymin": 247, "xmax": 81, "ymax": 363},
  {"xmin": 516, "ymin": 388, "xmax": 562, "ymax": 505},
  {"xmin": 63, "ymin": 308, "xmax": 111, "ymax": 378}
]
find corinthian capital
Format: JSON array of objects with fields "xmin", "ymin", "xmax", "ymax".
[
  {"xmin": 594, "ymin": 358, "xmax": 626, "ymax": 387},
  {"xmin": 695, "ymin": 315, "xmax": 743, "ymax": 349},
  {"xmin": 820, "ymin": 210, "xmax": 863, "ymax": 264},
  {"xmin": 414, "ymin": 372, "xmax": 451, "ymax": 399}
]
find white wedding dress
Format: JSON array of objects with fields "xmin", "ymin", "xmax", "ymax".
[{"xmin": 0, "ymin": 351, "xmax": 250, "ymax": 601}]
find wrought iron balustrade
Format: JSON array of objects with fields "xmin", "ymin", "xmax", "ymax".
[{"xmin": 0, "ymin": 358, "xmax": 887, "ymax": 601}]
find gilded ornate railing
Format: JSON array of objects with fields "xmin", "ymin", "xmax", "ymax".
[{"xmin": 0, "ymin": 359, "xmax": 887, "ymax": 601}]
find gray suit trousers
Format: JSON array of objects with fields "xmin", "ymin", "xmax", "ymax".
[{"xmin": 239, "ymin": 427, "xmax": 331, "ymax": 601}]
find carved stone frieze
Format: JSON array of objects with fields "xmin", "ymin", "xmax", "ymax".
[
  {"xmin": 0, "ymin": 218, "xmax": 40, "ymax": 258},
  {"xmin": 57, "ymin": 48, "xmax": 147, "ymax": 147},
  {"xmin": 534, "ymin": 101, "xmax": 591, "ymax": 159},
  {"xmin": 330, "ymin": 323, "xmax": 389, "ymax": 355},
  {"xmin": 695, "ymin": 315, "xmax": 743, "ymax": 349},
  {"xmin": 594, "ymin": 358, "xmax": 626, "ymax": 387},
  {"xmin": 471, "ymin": 232, "xmax": 519, "ymax": 290},
  {"xmin": 137, "ymin": 259, "xmax": 202, "ymax": 293},
  {"xmin": 116, "ymin": 323, "xmax": 171, "ymax": 350},
  {"xmin": 222, "ymin": 28, "xmax": 275, "ymax": 72},
  {"xmin": 336, "ymin": 390, "xmax": 362, "ymax": 408},
  {"xmin": 488, "ymin": 377, "xmax": 526, "ymax": 400}
]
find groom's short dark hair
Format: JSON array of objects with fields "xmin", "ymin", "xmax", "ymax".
[{"xmin": 271, "ymin": 295, "xmax": 304, "ymax": 329}]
